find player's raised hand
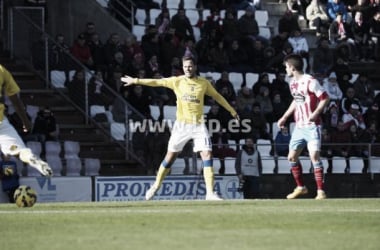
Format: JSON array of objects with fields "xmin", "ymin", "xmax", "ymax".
[{"xmin": 120, "ymin": 75, "xmax": 136, "ymax": 87}]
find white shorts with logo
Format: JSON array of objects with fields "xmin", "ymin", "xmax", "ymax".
[
  {"xmin": 289, "ymin": 124, "xmax": 321, "ymax": 152},
  {"xmin": 0, "ymin": 117, "xmax": 27, "ymax": 155},
  {"xmin": 168, "ymin": 121, "xmax": 212, "ymax": 152}
]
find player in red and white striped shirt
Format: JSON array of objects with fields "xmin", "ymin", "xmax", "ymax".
[{"xmin": 277, "ymin": 54, "xmax": 330, "ymax": 200}]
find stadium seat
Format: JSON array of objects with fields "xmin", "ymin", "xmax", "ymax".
[
  {"xmin": 84, "ymin": 158, "xmax": 101, "ymax": 176},
  {"xmin": 110, "ymin": 122, "xmax": 126, "ymax": 141},
  {"xmin": 46, "ymin": 156, "xmax": 63, "ymax": 176},
  {"xmin": 349, "ymin": 157, "xmax": 364, "ymax": 173},
  {"xmin": 268, "ymin": 73, "xmax": 276, "ymax": 83},
  {"xmin": 135, "ymin": 8, "xmax": 146, "ymax": 25},
  {"xmin": 163, "ymin": 105, "xmax": 177, "ymax": 122},
  {"xmin": 228, "ymin": 72, "xmax": 244, "ymax": 93},
  {"xmin": 255, "ymin": 10, "xmax": 269, "ymax": 26},
  {"xmin": 332, "ymin": 157, "xmax": 347, "ymax": 173},
  {"xmin": 186, "ymin": 9, "xmax": 199, "ymax": 26},
  {"xmin": 45, "ymin": 140, "xmax": 62, "ymax": 158},
  {"xmin": 299, "ymin": 156, "xmax": 312, "ymax": 172},
  {"xmin": 68, "ymin": 70, "xmax": 76, "ymax": 82},
  {"xmin": 183, "ymin": 0, "xmax": 197, "ymax": 9},
  {"xmin": 369, "ymin": 157, "xmax": 380, "ymax": 173},
  {"xmin": 26, "ymin": 105, "xmax": 40, "ymax": 123},
  {"xmin": 237, "ymin": 10, "xmax": 245, "ymax": 19},
  {"xmin": 90, "ymin": 105, "xmax": 106, "ymax": 117},
  {"xmin": 26, "ymin": 165, "xmax": 43, "ymax": 177},
  {"xmin": 133, "ymin": 25, "xmax": 146, "ymax": 41},
  {"xmin": 149, "ymin": 9, "xmax": 161, "ymax": 25},
  {"xmin": 224, "ymin": 157, "xmax": 236, "ymax": 174},
  {"xmin": 203, "ymin": 105, "xmax": 211, "ymax": 115},
  {"xmin": 166, "ymin": 0, "xmax": 180, "ymax": 8},
  {"xmin": 277, "ymin": 156, "xmax": 290, "ymax": 174},
  {"xmin": 65, "ymin": 158, "xmax": 83, "ymax": 176},
  {"xmin": 202, "ymin": 9, "xmax": 211, "ymax": 20},
  {"xmin": 245, "ymin": 72, "xmax": 259, "ymax": 88},
  {"xmin": 63, "ymin": 140, "xmax": 80, "ymax": 159},
  {"xmin": 209, "ymin": 72, "xmax": 222, "ymax": 82},
  {"xmin": 150, "ymin": 105, "xmax": 161, "ymax": 120},
  {"xmin": 193, "ymin": 27, "xmax": 201, "ymax": 41},
  {"xmin": 256, "ymin": 139, "xmax": 272, "ymax": 157},
  {"xmin": 262, "ymin": 158, "xmax": 275, "ymax": 174},
  {"xmin": 50, "ymin": 70, "xmax": 66, "ymax": 88},
  {"xmin": 26, "ymin": 141, "xmax": 42, "ymax": 158},
  {"xmin": 259, "ymin": 26, "xmax": 271, "ymax": 40},
  {"xmin": 272, "ymin": 122, "xmax": 280, "ymax": 140}
]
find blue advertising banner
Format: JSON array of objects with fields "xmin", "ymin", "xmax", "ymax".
[{"xmin": 95, "ymin": 175, "xmax": 242, "ymax": 201}]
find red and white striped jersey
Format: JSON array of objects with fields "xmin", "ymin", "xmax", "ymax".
[{"xmin": 289, "ymin": 74, "xmax": 326, "ymax": 127}]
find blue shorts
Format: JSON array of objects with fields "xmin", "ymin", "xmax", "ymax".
[{"xmin": 289, "ymin": 125, "xmax": 321, "ymax": 152}]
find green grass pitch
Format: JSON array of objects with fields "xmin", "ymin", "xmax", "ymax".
[{"xmin": 0, "ymin": 199, "xmax": 379, "ymax": 250}]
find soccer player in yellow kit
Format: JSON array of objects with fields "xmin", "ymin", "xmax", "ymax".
[
  {"xmin": 121, "ymin": 56, "xmax": 239, "ymax": 200},
  {"xmin": 0, "ymin": 64, "xmax": 52, "ymax": 176}
]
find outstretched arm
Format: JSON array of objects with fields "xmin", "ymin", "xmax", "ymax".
[{"xmin": 121, "ymin": 75, "xmax": 174, "ymax": 88}]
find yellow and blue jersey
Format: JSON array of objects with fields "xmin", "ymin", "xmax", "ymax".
[
  {"xmin": 136, "ymin": 76, "xmax": 237, "ymax": 124},
  {"xmin": 0, "ymin": 65, "xmax": 20, "ymax": 121}
]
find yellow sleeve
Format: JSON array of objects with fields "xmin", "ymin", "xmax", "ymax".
[
  {"xmin": 136, "ymin": 77, "xmax": 176, "ymax": 89},
  {"xmin": 1, "ymin": 65, "xmax": 20, "ymax": 96},
  {"xmin": 205, "ymin": 81, "xmax": 237, "ymax": 117}
]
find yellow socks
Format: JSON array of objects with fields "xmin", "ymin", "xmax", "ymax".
[
  {"xmin": 153, "ymin": 166, "xmax": 170, "ymax": 189},
  {"xmin": 203, "ymin": 167, "xmax": 214, "ymax": 195}
]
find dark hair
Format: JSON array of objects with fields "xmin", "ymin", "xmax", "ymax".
[
  {"xmin": 284, "ymin": 54, "xmax": 304, "ymax": 71},
  {"xmin": 182, "ymin": 55, "xmax": 196, "ymax": 64}
]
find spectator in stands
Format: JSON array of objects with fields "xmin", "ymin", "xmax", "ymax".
[
  {"xmin": 351, "ymin": 11, "xmax": 371, "ymax": 62},
  {"xmin": 287, "ymin": 0, "xmax": 309, "ymax": 19},
  {"xmin": 236, "ymin": 86, "xmax": 256, "ymax": 113},
  {"xmin": 370, "ymin": 0, "xmax": 380, "ymax": 16},
  {"xmin": 255, "ymin": 86, "xmax": 274, "ymax": 123},
  {"xmin": 126, "ymin": 85, "xmax": 153, "ymax": 121},
  {"xmin": 128, "ymin": 52, "xmax": 146, "ymax": 76},
  {"xmin": 237, "ymin": 6, "xmax": 259, "ymax": 38},
  {"xmin": 250, "ymin": 39, "xmax": 268, "ymax": 73},
  {"xmin": 67, "ymin": 69, "xmax": 86, "ymax": 110},
  {"xmin": 199, "ymin": 7, "xmax": 223, "ymax": 38},
  {"xmin": 271, "ymin": 91, "xmax": 289, "ymax": 122},
  {"xmin": 348, "ymin": 0, "xmax": 372, "ymax": 24},
  {"xmin": 121, "ymin": 36, "xmax": 143, "ymax": 63},
  {"xmin": 70, "ymin": 33, "xmax": 94, "ymax": 69},
  {"xmin": 104, "ymin": 33, "xmax": 122, "ymax": 67},
  {"xmin": 215, "ymin": 71, "xmax": 236, "ymax": 96},
  {"xmin": 87, "ymin": 32, "xmax": 106, "ymax": 72},
  {"xmin": 226, "ymin": 39, "xmax": 251, "ymax": 72},
  {"xmin": 330, "ymin": 121, "xmax": 351, "ymax": 173},
  {"xmin": 50, "ymin": 33, "xmax": 71, "ymax": 72},
  {"xmin": 369, "ymin": 11, "xmax": 380, "ymax": 61},
  {"xmin": 271, "ymin": 72, "xmax": 292, "ymax": 105},
  {"xmin": 249, "ymin": 102, "xmax": 272, "ymax": 140},
  {"xmin": 322, "ymin": 101, "xmax": 341, "ymax": 131},
  {"xmin": 326, "ymin": 0, "xmax": 348, "ymax": 23},
  {"xmin": 208, "ymin": 40, "xmax": 230, "ymax": 72},
  {"xmin": 340, "ymin": 86, "xmax": 363, "ymax": 114},
  {"xmin": 107, "ymin": 51, "xmax": 129, "ymax": 78},
  {"xmin": 141, "ymin": 32, "xmax": 161, "ymax": 65},
  {"xmin": 171, "ymin": 8, "xmax": 194, "ymax": 41},
  {"xmin": 352, "ymin": 74, "xmax": 376, "ymax": 107},
  {"xmin": 155, "ymin": 8, "xmax": 171, "ymax": 37},
  {"xmin": 363, "ymin": 102, "xmax": 380, "ymax": 127},
  {"xmin": 312, "ymin": 37, "xmax": 334, "ymax": 75},
  {"xmin": 274, "ymin": 126, "xmax": 291, "ymax": 156},
  {"xmin": 329, "ymin": 12, "xmax": 356, "ymax": 60},
  {"xmin": 111, "ymin": 88, "xmax": 129, "ymax": 123},
  {"xmin": 342, "ymin": 103, "xmax": 366, "ymax": 130},
  {"xmin": 82, "ymin": 22, "xmax": 97, "ymax": 43},
  {"xmin": 278, "ymin": 10, "xmax": 300, "ymax": 35},
  {"xmin": 346, "ymin": 123, "xmax": 370, "ymax": 173},
  {"xmin": 320, "ymin": 127, "xmax": 334, "ymax": 173},
  {"xmin": 145, "ymin": 55, "xmax": 162, "ymax": 78},
  {"xmin": 323, "ymin": 71, "xmax": 343, "ymax": 102},
  {"xmin": 159, "ymin": 32, "xmax": 181, "ymax": 76},
  {"xmin": 88, "ymin": 71, "xmax": 112, "ymax": 107},
  {"xmin": 252, "ymin": 72, "xmax": 272, "ymax": 96},
  {"xmin": 306, "ymin": 0, "xmax": 330, "ymax": 37},
  {"xmin": 265, "ymin": 42, "xmax": 294, "ymax": 72},
  {"xmin": 32, "ymin": 106, "xmax": 58, "ymax": 142},
  {"xmin": 222, "ymin": 9, "xmax": 241, "ymax": 43},
  {"xmin": 178, "ymin": 38, "xmax": 199, "ymax": 63},
  {"xmin": 235, "ymin": 137, "xmax": 262, "ymax": 199},
  {"xmin": 210, "ymin": 127, "xmax": 237, "ymax": 174},
  {"xmin": 288, "ymin": 29, "xmax": 310, "ymax": 72}
]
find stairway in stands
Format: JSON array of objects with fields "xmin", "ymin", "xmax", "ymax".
[{"xmin": 0, "ymin": 53, "xmax": 145, "ymax": 176}]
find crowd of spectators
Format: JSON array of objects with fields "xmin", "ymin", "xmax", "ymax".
[{"xmin": 42, "ymin": 0, "xmax": 380, "ymax": 173}]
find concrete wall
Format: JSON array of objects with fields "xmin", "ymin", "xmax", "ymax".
[{"xmin": 46, "ymin": 0, "xmax": 131, "ymax": 45}]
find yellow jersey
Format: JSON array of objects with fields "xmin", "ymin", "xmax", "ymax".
[
  {"xmin": 0, "ymin": 65, "xmax": 20, "ymax": 121},
  {"xmin": 136, "ymin": 76, "xmax": 237, "ymax": 124}
]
